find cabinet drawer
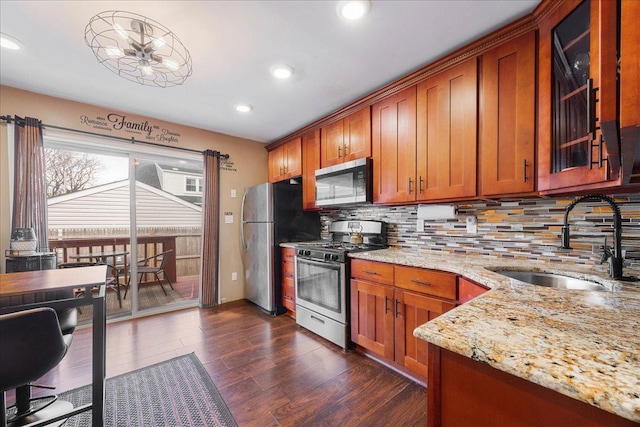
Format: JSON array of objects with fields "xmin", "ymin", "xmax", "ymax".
[
  {"xmin": 282, "ymin": 247, "xmax": 295, "ymax": 262},
  {"xmin": 282, "ymin": 261, "xmax": 294, "ymax": 278},
  {"xmin": 395, "ymin": 266, "xmax": 457, "ymax": 300},
  {"xmin": 351, "ymin": 259, "xmax": 394, "ymax": 285},
  {"xmin": 283, "ymin": 283, "xmax": 295, "ymax": 312}
]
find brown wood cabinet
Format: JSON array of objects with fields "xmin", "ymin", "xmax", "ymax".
[
  {"xmin": 428, "ymin": 345, "xmax": 637, "ymax": 427},
  {"xmin": 268, "ymin": 137, "xmax": 302, "ymax": 183},
  {"xmin": 537, "ymin": 0, "xmax": 619, "ymax": 193},
  {"xmin": 417, "ymin": 58, "xmax": 478, "ymax": 201},
  {"xmin": 350, "ymin": 259, "xmax": 459, "ymax": 382},
  {"xmin": 281, "ymin": 247, "xmax": 296, "ymax": 316},
  {"xmin": 371, "ymin": 86, "xmax": 417, "ymax": 204},
  {"xmin": 321, "ymin": 107, "xmax": 371, "ymax": 168},
  {"xmin": 301, "ymin": 129, "xmax": 321, "ymax": 210},
  {"xmin": 480, "ymin": 31, "xmax": 536, "ymax": 196},
  {"xmin": 458, "ymin": 277, "xmax": 489, "ymax": 304}
]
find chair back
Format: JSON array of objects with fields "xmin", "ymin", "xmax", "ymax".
[
  {"xmin": 137, "ymin": 249, "xmax": 173, "ymax": 269},
  {"xmin": 0, "ymin": 308, "xmax": 68, "ymax": 391}
]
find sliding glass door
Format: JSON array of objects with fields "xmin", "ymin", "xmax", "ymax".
[{"xmin": 44, "ymin": 132, "xmax": 202, "ymax": 321}]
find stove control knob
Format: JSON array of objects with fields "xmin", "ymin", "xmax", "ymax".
[
  {"xmin": 297, "ymin": 250, "xmax": 304, "ymax": 256},
  {"xmin": 331, "ymin": 254, "xmax": 340, "ymax": 261},
  {"xmin": 324, "ymin": 253, "xmax": 331, "ymax": 260},
  {"xmin": 304, "ymin": 250, "xmax": 311, "ymax": 256}
]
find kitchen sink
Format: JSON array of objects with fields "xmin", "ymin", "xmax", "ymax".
[{"xmin": 493, "ymin": 270, "xmax": 610, "ymax": 291}]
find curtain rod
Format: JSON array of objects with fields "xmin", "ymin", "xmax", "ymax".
[{"xmin": 0, "ymin": 114, "xmax": 229, "ymax": 159}]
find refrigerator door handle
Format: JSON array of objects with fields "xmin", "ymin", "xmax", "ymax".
[{"xmin": 240, "ymin": 190, "xmax": 247, "ymax": 251}]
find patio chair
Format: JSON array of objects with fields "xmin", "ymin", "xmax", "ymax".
[
  {"xmin": 58, "ymin": 262, "xmax": 122, "ymax": 308},
  {"xmin": 124, "ymin": 249, "xmax": 174, "ymax": 298}
]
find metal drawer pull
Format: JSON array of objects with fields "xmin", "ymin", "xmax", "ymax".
[
  {"xmin": 522, "ymin": 159, "xmax": 527, "ymax": 183},
  {"xmin": 411, "ymin": 279, "xmax": 431, "ymax": 286},
  {"xmin": 384, "ymin": 296, "xmax": 391, "ymax": 314},
  {"xmin": 310, "ymin": 315, "xmax": 325, "ymax": 324},
  {"xmin": 363, "ymin": 270, "xmax": 379, "ymax": 275},
  {"xmin": 395, "ymin": 299, "xmax": 401, "ymax": 317}
]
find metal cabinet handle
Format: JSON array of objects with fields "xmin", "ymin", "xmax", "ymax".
[
  {"xmin": 384, "ymin": 296, "xmax": 391, "ymax": 314},
  {"xmin": 363, "ymin": 270, "xmax": 379, "ymax": 275},
  {"xmin": 419, "ymin": 176, "xmax": 424, "ymax": 193},
  {"xmin": 411, "ymin": 279, "xmax": 431, "ymax": 286},
  {"xmin": 586, "ymin": 78, "xmax": 599, "ymax": 140},
  {"xmin": 338, "ymin": 145, "xmax": 342, "ymax": 158},
  {"xmin": 408, "ymin": 177, "xmax": 413, "ymax": 194},
  {"xmin": 395, "ymin": 299, "xmax": 401, "ymax": 317},
  {"xmin": 589, "ymin": 135, "xmax": 605, "ymax": 169},
  {"xmin": 522, "ymin": 159, "xmax": 527, "ymax": 183},
  {"xmin": 343, "ymin": 143, "xmax": 349, "ymax": 157}
]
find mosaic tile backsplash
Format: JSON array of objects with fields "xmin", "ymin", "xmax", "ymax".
[{"xmin": 321, "ymin": 193, "xmax": 640, "ymax": 271}]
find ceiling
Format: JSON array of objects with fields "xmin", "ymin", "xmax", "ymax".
[{"xmin": 0, "ymin": 1, "xmax": 540, "ymax": 143}]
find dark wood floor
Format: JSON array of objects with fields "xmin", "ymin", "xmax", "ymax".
[{"xmin": 26, "ymin": 300, "xmax": 427, "ymax": 426}]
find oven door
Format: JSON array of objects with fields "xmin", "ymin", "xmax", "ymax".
[{"xmin": 295, "ymin": 256, "xmax": 346, "ymax": 324}]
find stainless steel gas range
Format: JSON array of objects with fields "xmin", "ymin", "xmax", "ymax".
[{"xmin": 294, "ymin": 220, "xmax": 386, "ymax": 349}]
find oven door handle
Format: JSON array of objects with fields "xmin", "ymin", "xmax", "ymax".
[{"xmin": 297, "ymin": 257, "xmax": 341, "ymax": 268}]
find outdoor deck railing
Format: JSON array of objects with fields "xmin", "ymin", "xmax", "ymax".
[{"xmin": 49, "ymin": 235, "xmax": 177, "ymax": 284}]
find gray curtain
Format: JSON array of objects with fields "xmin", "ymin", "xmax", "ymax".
[
  {"xmin": 12, "ymin": 116, "xmax": 49, "ymax": 252},
  {"xmin": 199, "ymin": 150, "xmax": 222, "ymax": 308}
]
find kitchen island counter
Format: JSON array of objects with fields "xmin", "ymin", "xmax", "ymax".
[{"xmin": 349, "ymin": 248, "xmax": 640, "ymax": 423}]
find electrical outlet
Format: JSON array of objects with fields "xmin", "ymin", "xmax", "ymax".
[
  {"xmin": 466, "ymin": 215, "xmax": 477, "ymax": 234},
  {"xmin": 230, "ymin": 189, "xmax": 237, "ymax": 198},
  {"xmin": 231, "ymin": 272, "xmax": 238, "ymax": 281}
]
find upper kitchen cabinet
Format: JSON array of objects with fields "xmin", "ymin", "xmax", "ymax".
[
  {"xmin": 321, "ymin": 106, "xmax": 371, "ymax": 167},
  {"xmin": 416, "ymin": 58, "xmax": 478, "ymax": 201},
  {"xmin": 537, "ymin": 0, "xmax": 621, "ymax": 193},
  {"xmin": 480, "ymin": 31, "xmax": 536, "ymax": 196},
  {"xmin": 268, "ymin": 136, "xmax": 302, "ymax": 183},
  {"xmin": 619, "ymin": 0, "xmax": 640, "ymax": 185},
  {"xmin": 372, "ymin": 86, "xmax": 417, "ymax": 204},
  {"xmin": 301, "ymin": 129, "xmax": 321, "ymax": 210}
]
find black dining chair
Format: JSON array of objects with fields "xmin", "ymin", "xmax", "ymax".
[
  {"xmin": 58, "ymin": 261, "xmax": 122, "ymax": 308},
  {"xmin": 0, "ymin": 307, "xmax": 74, "ymax": 426},
  {"xmin": 125, "ymin": 249, "xmax": 174, "ymax": 298}
]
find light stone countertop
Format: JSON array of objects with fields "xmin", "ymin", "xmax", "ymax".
[{"xmin": 348, "ymin": 248, "xmax": 640, "ymax": 423}]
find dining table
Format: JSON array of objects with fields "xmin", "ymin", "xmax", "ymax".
[{"xmin": 0, "ymin": 265, "xmax": 107, "ymax": 427}]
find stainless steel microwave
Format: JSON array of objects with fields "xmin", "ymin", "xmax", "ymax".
[{"xmin": 315, "ymin": 157, "xmax": 372, "ymax": 207}]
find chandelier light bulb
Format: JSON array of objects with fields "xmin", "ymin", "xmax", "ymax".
[
  {"xmin": 163, "ymin": 59, "xmax": 179, "ymax": 70},
  {"xmin": 105, "ymin": 46, "xmax": 124, "ymax": 58},
  {"xmin": 153, "ymin": 36, "xmax": 166, "ymax": 49},
  {"xmin": 113, "ymin": 23, "xmax": 129, "ymax": 40}
]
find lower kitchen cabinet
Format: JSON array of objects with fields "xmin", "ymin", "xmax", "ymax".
[
  {"xmin": 281, "ymin": 247, "xmax": 296, "ymax": 316},
  {"xmin": 428, "ymin": 345, "xmax": 637, "ymax": 427},
  {"xmin": 350, "ymin": 259, "xmax": 460, "ymax": 383}
]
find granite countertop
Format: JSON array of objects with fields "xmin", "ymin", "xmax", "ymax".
[{"xmin": 349, "ymin": 248, "xmax": 640, "ymax": 423}]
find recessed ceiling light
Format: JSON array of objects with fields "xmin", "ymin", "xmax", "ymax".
[
  {"xmin": 235, "ymin": 104, "xmax": 253, "ymax": 113},
  {"xmin": 0, "ymin": 33, "xmax": 23, "ymax": 50},
  {"xmin": 270, "ymin": 64, "xmax": 294, "ymax": 79},
  {"xmin": 336, "ymin": 1, "xmax": 370, "ymax": 20}
]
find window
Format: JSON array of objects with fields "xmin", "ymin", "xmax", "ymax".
[{"xmin": 185, "ymin": 177, "xmax": 203, "ymax": 193}]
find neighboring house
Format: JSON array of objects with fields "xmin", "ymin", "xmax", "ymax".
[
  {"xmin": 47, "ymin": 179, "xmax": 202, "ymax": 230},
  {"xmin": 136, "ymin": 160, "xmax": 203, "ymax": 206}
]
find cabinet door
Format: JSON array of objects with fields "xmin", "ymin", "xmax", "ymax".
[
  {"xmin": 372, "ymin": 86, "xmax": 417, "ymax": 204},
  {"xmin": 302, "ymin": 129, "xmax": 320, "ymax": 210},
  {"xmin": 283, "ymin": 137, "xmax": 302, "ymax": 178},
  {"xmin": 343, "ymin": 107, "xmax": 371, "ymax": 162},
  {"xmin": 538, "ymin": 0, "xmax": 618, "ymax": 192},
  {"xmin": 416, "ymin": 59, "xmax": 477, "ymax": 201},
  {"xmin": 351, "ymin": 278, "xmax": 395, "ymax": 360},
  {"xmin": 268, "ymin": 145, "xmax": 284, "ymax": 183},
  {"xmin": 321, "ymin": 120, "xmax": 344, "ymax": 167},
  {"xmin": 395, "ymin": 290, "xmax": 456, "ymax": 378},
  {"xmin": 480, "ymin": 31, "xmax": 536, "ymax": 196}
]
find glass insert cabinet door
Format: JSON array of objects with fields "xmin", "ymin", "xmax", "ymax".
[{"xmin": 551, "ymin": 0, "xmax": 592, "ymax": 173}]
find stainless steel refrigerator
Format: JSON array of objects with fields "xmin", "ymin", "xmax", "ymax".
[{"xmin": 241, "ymin": 181, "xmax": 320, "ymax": 315}]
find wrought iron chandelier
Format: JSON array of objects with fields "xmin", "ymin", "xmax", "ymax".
[{"xmin": 85, "ymin": 11, "xmax": 193, "ymax": 88}]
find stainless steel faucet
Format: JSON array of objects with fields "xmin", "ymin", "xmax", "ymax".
[{"xmin": 561, "ymin": 194, "xmax": 624, "ymax": 279}]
